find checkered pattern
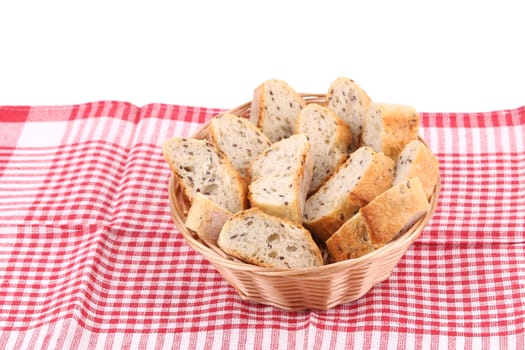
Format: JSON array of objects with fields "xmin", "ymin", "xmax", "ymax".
[{"xmin": 1, "ymin": 101, "xmax": 524, "ymax": 349}]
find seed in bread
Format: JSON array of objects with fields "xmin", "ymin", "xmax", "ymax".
[
  {"xmin": 393, "ymin": 139, "xmax": 439, "ymax": 199},
  {"xmin": 360, "ymin": 177, "xmax": 429, "ymax": 245},
  {"xmin": 249, "ymin": 79, "xmax": 306, "ymax": 142},
  {"xmin": 248, "ymin": 134, "xmax": 313, "ymax": 225},
  {"xmin": 185, "ymin": 193, "xmax": 233, "ymax": 243},
  {"xmin": 296, "ymin": 103, "xmax": 352, "ymax": 195},
  {"xmin": 162, "ymin": 137, "xmax": 247, "ymax": 213},
  {"xmin": 326, "ymin": 77, "xmax": 372, "ymax": 150},
  {"xmin": 325, "ymin": 212, "xmax": 379, "ymax": 262},
  {"xmin": 217, "ymin": 208, "xmax": 323, "ymax": 269},
  {"xmin": 209, "ymin": 113, "xmax": 272, "ymax": 178},
  {"xmin": 361, "ymin": 103, "xmax": 419, "ymax": 159},
  {"xmin": 303, "ymin": 146, "xmax": 395, "ymax": 241}
]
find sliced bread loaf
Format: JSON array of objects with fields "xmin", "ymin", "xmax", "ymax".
[
  {"xmin": 361, "ymin": 103, "xmax": 420, "ymax": 159},
  {"xmin": 295, "ymin": 103, "xmax": 352, "ymax": 195},
  {"xmin": 217, "ymin": 208, "xmax": 323, "ymax": 269},
  {"xmin": 185, "ymin": 193, "xmax": 232, "ymax": 243},
  {"xmin": 249, "ymin": 79, "xmax": 306, "ymax": 142},
  {"xmin": 208, "ymin": 113, "xmax": 272, "ymax": 178},
  {"xmin": 248, "ymin": 134, "xmax": 313, "ymax": 224},
  {"xmin": 393, "ymin": 139, "xmax": 440, "ymax": 199},
  {"xmin": 325, "ymin": 212, "xmax": 378, "ymax": 262},
  {"xmin": 303, "ymin": 146, "xmax": 395, "ymax": 241},
  {"xmin": 326, "ymin": 77, "xmax": 372, "ymax": 150},
  {"xmin": 360, "ymin": 177, "xmax": 429, "ymax": 245},
  {"xmin": 162, "ymin": 137, "xmax": 247, "ymax": 213}
]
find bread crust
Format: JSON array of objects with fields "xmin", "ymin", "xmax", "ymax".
[
  {"xmin": 352, "ymin": 151, "xmax": 395, "ymax": 203},
  {"xmin": 325, "ymin": 212, "xmax": 379, "ymax": 261},
  {"xmin": 360, "ymin": 177, "xmax": 429, "ymax": 245},
  {"xmin": 304, "ymin": 193, "xmax": 365, "ymax": 242},
  {"xmin": 185, "ymin": 193, "xmax": 232, "ymax": 243},
  {"xmin": 303, "ymin": 147, "xmax": 394, "ymax": 241},
  {"xmin": 363, "ymin": 103, "xmax": 419, "ymax": 159},
  {"xmin": 394, "ymin": 140, "xmax": 439, "ymax": 199}
]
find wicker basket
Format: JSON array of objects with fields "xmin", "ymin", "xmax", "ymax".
[{"xmin": 167, "ymin": 94, "xmax": 440, "ymax": 311}]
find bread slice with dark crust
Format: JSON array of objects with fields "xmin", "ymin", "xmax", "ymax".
[
  {"xmin": 325, "ymin": 212, "xmax": 379, "ymax": 262},
  {"xmin": 326, "ymin": 177, "xmax": 429, "ymax": 261},
  {"xmin": 360, "ymin": 177, "xmax": 429, "ymax": 245}
]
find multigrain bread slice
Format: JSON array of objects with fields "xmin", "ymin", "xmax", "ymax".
[
  {"xmin": 208, "ymin": 113, "xmax": 272, "ymax": 178},
  {"xmin": 393, "ymin": 139, "xmax": 440, "ymax": 199},
  {"xmin": 325, "ymin": 212, "xmax": 379, "ymax": 262},
  {"xmin": 326, "ymin": 77, "xmax": 372, "ymax": 150},
  {"xmin": 361, "ymin": 103, "xmax": 420, "ymax": 159},
  {"xmin": 217, "ymin": 208, "xmax": 323, "ymax": 269},
  {"xmin": 249, "ymin": 79, "xmax": 306, "ymax": 142},
  {"xmin": 248, "ymin": 134, "xmax": 313, "ymax": 224},
  {"xmin": 295, "ymin": 103, "xmax": 352, "ymax": 195},
  {"xmin": 360, "ymin": 177, "xmax": 430, "ymax": 245},
  {"xmin": 185, "ymin": 193, "xmax": 232, "ymax": 243},
  {"xmin": 303, "ymin": 146, "xmax": 395, "ymax": 241},
  {"xmin": 162, "ymin": 137, "xmax": 247, "ymax": 213}
]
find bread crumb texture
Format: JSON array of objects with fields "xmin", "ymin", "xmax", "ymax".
[
  {"xmin": 163, "ymin": 77, "xmax": 438, "ymax": 267},
  {"xmin": 217, "ymin": 208, "xmax": 323, "ymax": 269}
]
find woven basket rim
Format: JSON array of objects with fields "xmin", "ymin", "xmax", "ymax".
[{"xmin": 167, "ymin": 92, "xmax": 441, "ymax": 277}]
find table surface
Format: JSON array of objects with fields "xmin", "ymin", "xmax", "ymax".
[{"xmin": 1, "ymin": 101, "xmax": 524, "ymax": 349}]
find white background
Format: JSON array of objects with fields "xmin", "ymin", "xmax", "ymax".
[{"xmin": 0, "ymin": 1, "xmax": 523, "ymax": 112}]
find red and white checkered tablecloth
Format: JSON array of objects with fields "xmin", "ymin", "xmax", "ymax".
[{"xmin": 1, "ymin": 101, "xmax": 524, "ymax": 350}]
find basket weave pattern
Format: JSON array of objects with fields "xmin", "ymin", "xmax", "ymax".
[{"xmin": 168, "ymin": 94, "xmax": 440, "ymax": 311}]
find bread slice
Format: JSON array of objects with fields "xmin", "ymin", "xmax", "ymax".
[
  {"xmin": 248, "ymin": 134, "xmax": 313, "ymax": 224},
  {"xmin": 303, "ymin": 146, "xmax": 395, "ymax": 241},
  {"xmin": 393, "ymin": 139, "xmax": 439, "ymax": 199},
  {"xmin": 361, "ymin": 103, "xmax": 420, "ymax": 159},
  {"xmin": 217, "ymin": 208, "xmax": 323, "ymax": 269},
  {"xmin": 295, "ymin": 103, "xmax": 352, "ymax": 195},
  {"xmin": 326, "ymin": 77, "xmax": 372, "ymax": 150},
  {"xmin": 185, "ymin": 193, "xmax": 232, "ymax": 243},
  {"xmin": 208, "ymin": 113, "xmax": 272, "ymax": 178},
  {"xmin": 162, "ymin": 137, "xmax": 247, "ymax": 213},
  {"xmin": 360, "ymin": 177, "xmax": 429, "ymax": 245},
  {"xmin": 249, "ymin": 79, "xmax": 306, "ymax": 142},
  {"xmin": 325, "ymin": 212, "xmax": 379, "ymax": 262}
]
